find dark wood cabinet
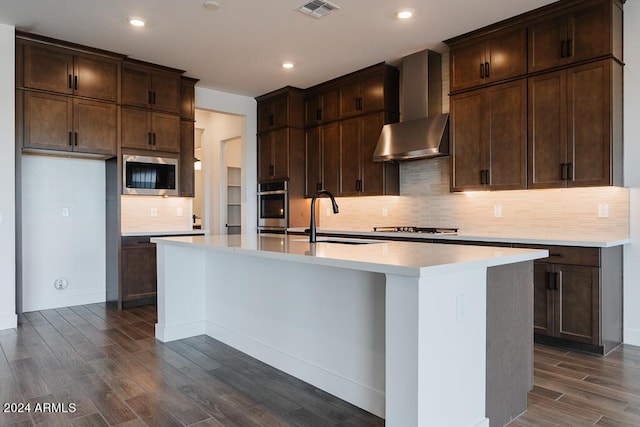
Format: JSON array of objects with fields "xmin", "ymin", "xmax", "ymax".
[
  {"xmin": 20, "ymin": 41, "xmax": 120, "ymax": 102},
  {"xmin": 121, "ymin": 107, "xmax": 180, "ymax": 153},
  {"xmin": 305, "ymin": 89, "xmax": 338, "ymax": 126},
  {"xmin": 451, "ymin": 79, "xmax": 526, "ymax": 191},
  {"xmin": 180, "ymin": 121, "xmax": 195, "ymax": 197},
  {"xmin": 449, "ymin": 27, "xmax": 527, "ymax": 93},
  {"xmin": 22, "ymin": 90, "xmax": 116, "ymax": 155},
  {"xmin": 305, "ymin": 123, "xmax": 339, "ymax": 197},
  {"xmin": 122, "ymin": 64, "xmax": 182, "ymax": 114},
  {"xmin": 258, "ymin": 90, "xmax": 304, "ymax": 132},
  {"xmin": 337, "ymin": 113, "xmax": 399, "ymax": 197},
  {"xmin": 525, "ymin": 244, "xmax": 623, "ymax": 355},
  {"xmin": 121, "ymin": 237, "xmax": 157, "ymax": 306},
  {"xmin": 528, "ymin": 0, "xmax": 623, "ymax": 74},
  {"xmin": 180, "ymin": 77, "xmax": 197, "ymax": 120},
  {"xmin": 338, "ymin": 65, "xmax": 398, "ymax": 119},
  {"xmin": 528, "ymin": 59, "xmax": 619, "ymax": 188},
  {"xmin": 258, "ymin": 128, "xmax": 290, "ymax": 181}
]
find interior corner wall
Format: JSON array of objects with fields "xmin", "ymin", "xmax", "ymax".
[
  {"xmin": 0, "ymin": 24, "xmax": 16, "ymax": 330},
  {"xmin": 195, "ymin": 87, "xmax": 256, "ymax": 235},
  {"xmin": 623, "ymin": 1, "xmax": 640, "ymax": 346}
]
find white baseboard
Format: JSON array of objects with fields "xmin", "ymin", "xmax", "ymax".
[
  {"xmin": 0, "ymin": 313, "xmax": 17, "ymax": 331},
  {"xmin": 474, "ymin": 418, "xmax": 490, "ymax": 427},
  {"xmin": 155, "ymin": 321, "xmax": 205, "ymax": 343},
  {"xmin": 22, "ymin": 292, "xmax": 105, "ymax": 312},
  {"xmin": 205, "ymin": 321, "xmax": 386, "ymax": 418},
  {"xmin": 624, "ymin": 328, "xmax": 640, "ymax": 346}
]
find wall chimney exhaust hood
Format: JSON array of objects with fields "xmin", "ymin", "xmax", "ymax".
[{"xmin": 373, "ymin": 49, "xmax": 449, "ymax": 162}]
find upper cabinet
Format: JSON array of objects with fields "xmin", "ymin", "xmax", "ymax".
[
  {"xmin": 449, "ymin": 28, "xmax": 527, "ymax": 93},
  {"xmin": 258, "ymin": 89, "xmax": 304, "ymax": 132},
  {"xmin": 337, "ymin": 64, "xmax": 399, "ymax": 119},
  {"xmin": 305, "ymin": 89, "xmax": 338, "ymax": 126},
  {"xmin": 17, "ymin": 39, "xmax": 121, "ymax": 103},
  {"xmin": 528, "ymin": 0, "xmax": 623, "ymax": 74},
  {"xmin": 180, "ymin": 77, "xmax": 198, "ymax": 121},
  {"xmin": 122, "ymin": 61, "xmax": 182, "ymax": 114}
]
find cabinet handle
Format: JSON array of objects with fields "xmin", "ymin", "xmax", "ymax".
[
  {"xmin": 480, "ymin": 63, "xmax": 485, "ymax": 79},
  {"xmin": 68, "ymin": 131, "xmax": 73, "ymax": 146},
  {"xmin": 549, "ymin": 253, "xmax": 564, "ymax": 258},
  {"xmin": 316, "ymin": 108, "xmax": 322, "ymax": 121},
  {"xmin": 560, "ymin": 163, "xmax": 567, "ymax": 180},
  {"xmin": 561, "ymin": 40, "xmax": 566, "ymax": 58},
  {"xmin": 485, "ymin": 62, "xmax": 490, "ymax": 78},
  {"xmin": 566, "ymin": 162, "xmax": 573, "ymax": 181},
  {"xmin": 152, "ymin": 91, "xmax": 157, "ymax": 105},
  {"xmin": 480, "ymin": 170, "xmax": 486, "ymax": 184},
  {"xmin": 356, "ymin": 179, "xmax": 362, "ymax": 191},
  {"xmin": 74, "ymin": 132, "xmax": 78, "ymax": 146},
  {"xmin": 268, "ymin": 114, "xmax": 275, "ymax": 126},
  {"xmin": 355, "ymin": 98, "xmax": 363, "ymax": 110},
  {"xmin": 74, "ymin": 75, "xmax": 78, "ymax": 90},
  {"xmin": 68, "ymin": 74, "xmax": 73, "ymax": 89},
  {"xmin": 148, "ymin": 91, "xmax": 153, "ymax": 104},
  {"xmin": 317, "ymin": 182, "xmax": 322, "ymax": 191},
  {"xmin": 567, "ymin": 39, "xmax": 573, "ymax": 57},
  {"xmin": 485, "ymin": 169, "xmax": 490, "ymax": 185},
  {"xmin": 152, "ymin": 133, "xmax": 156, "ymax": 146},
  {"xmin": 148, "ymin": 132, "xmax": 153, "ymax": 145},
  {"xmin": 547, "ymin": 271, "xmax": 555, "ymax": 290},
  {"xmin": 269, "ymin": 165, "xmax": 274, "ymax": 176}
]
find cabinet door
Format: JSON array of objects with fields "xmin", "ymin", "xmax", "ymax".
[
  {"xmin": 321, "ymin": 123, "xmax": 340, "ymax": 196},
  {"xmin": 122, "ymin": 66, "xmax": 151, "ymax": 108},
  {"xmin": 305, "ymin": 127, "xmax": 322, "ymax": 196},
  {"xmin": 528, "ymin": 15, "xmax": 567, "ymax": 73},
  {"xmin": 527, "ymin": 70, "xmax": 567, "ymax": 189},
  {"xmin": 271, "ymin": 128, "xmax": 290, "ymax": 180},
  {"xmin": 567, "ymin": 60, "xmax": 611, "ymax": 187},
  {"xmin": 181, "ymin": 79, "xmax": 196, "ymax": 120},
  {"xmin": 23, "ymin": 91, "xmax": 73, "ymax": 152},
  {"xmin": 22, "ymin": 44, "xmax": 73, "ymax": 95},
  {"xmin": 258, "ymin": 95, "xmax": 288, "ymax": 130},
  {"xmin": 121, "ymin": 246, "xmax": 157, "ymax": 302},
  {"xmin": 122, "ymin": 107, "xmax": 152, "ymax": 150},
  {"xmin": 359, "ymin": 73, "xmax": 384, "ymax": 115},
  {"xmin": 338, "ymin": 80, "xmax": 362, "ymax": 118},
  {"xmin": 151, "ymin": 73, "xmax": 181, "ymax": 114},
  {"xmin": 180, "ymin": 121, "xmax": 195, "ymax": 197},
  {"xmin": 152, "ymin": 112, "xmax": 181, "ymax": 153},
  {"xmin": 257, "ymin": 132, "xmax": 273, "ymax": 182},
  {"xmin": 73, "ymin": 98, "xmax": 117, "ymax": 155},
  {"xmin": 360, "ymin": 113, "xmax": 385, "ymax": 195},
  {"xmin": 485, "ymin": 28, "xmax": 527, "ymax": 84},
  {"xmin": 450, "ymin": 41, "xmax": 486, "ymax": 92},
  {"xmin": 450, "ymin": 89, "xmax": 486, "ymax": 191},
  {"xmin": 556, "ymin": 264, "xmax": 599, "ymax": 345},
  {"xmin": 567, "ymin": 2, "xmax": 611, "ymax": 65},
  {"xmin": 75, "ymin": 55, "xmax": 118, "ymax": 102},
  {"xmin": 305, "ymin": 91, "xmax": 338, "ymax": 125},
  {"xmin": 338, "ymin": 118, "xmax": 361, "ymax": 196},
  {"xmin": 486, "ymin": 80, "xmax": 527, "ymax": 190},
  {"xmin": 533, "ymin": 263, "xmax": 554, "ymax": 337}
]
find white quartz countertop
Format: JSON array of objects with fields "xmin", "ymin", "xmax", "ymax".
[
  {"xmin": 287, "ymin": 228, "xmax": 630, "ymax": 248},
  {"xmin": 122, "ymin": 230, "xmax": 207, "ymax": 237},
  {"xmin": 151, "ymin": 234, "xmax": 548, "ymax": 277}
]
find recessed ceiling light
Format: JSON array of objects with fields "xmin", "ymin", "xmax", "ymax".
[
  {"xmin": 203, "ymin": 0, "xmax": 220, "ymax": 11},
  {"xmin": 397, "ymin": 10, "xmax": 413, "ymax": 19},
  {"xmin": 282, "ymin": 62, "xmax": 295, "ymax": 69},
  {"xmin": 128, "ymin": 18, "xmax": 146, "ymax": 27}
]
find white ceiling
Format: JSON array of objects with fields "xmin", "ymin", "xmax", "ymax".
[{"xmin": 0, "ymin": 0, "xmax": 557, "ymax": 97}]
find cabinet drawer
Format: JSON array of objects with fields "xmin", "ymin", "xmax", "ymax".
[
  {"xmin": 122, "ymin": 236, "xmax": 154, "ymax": 248},
  {"xmin": 516, "ymin": 244, "xmax": 600, "ymax": 267}
]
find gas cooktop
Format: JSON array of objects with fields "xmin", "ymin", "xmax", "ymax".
[{"xmin": 372, "ymin": 226, "xmax": 459, "ymax": 234}]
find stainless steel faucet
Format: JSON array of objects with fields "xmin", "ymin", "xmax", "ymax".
[{"xmin": 309, "ymin": 190, "xmax": 339, "ymax": 243}]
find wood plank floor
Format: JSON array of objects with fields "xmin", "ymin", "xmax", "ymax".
[{"xmin": 1, "ymin": 304, "xmax": 639, "ymax": 426}]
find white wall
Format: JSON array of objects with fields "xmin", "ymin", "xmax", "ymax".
[
  {"xmin": 623, "ymin": 1, "xmax": 640, "ymax": 346},
  {"xmin": 195, "ymin": 88, "xmax": 256, "ymax": 235},
  {"xmin": 21, "ymin": 156, "xmax": 106, "ymax": 312},
  {"xmin": 0, "ymin": 24, "xmax": 16, "ymax": 330}
]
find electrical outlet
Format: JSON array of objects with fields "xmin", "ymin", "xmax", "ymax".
[
  {"xmin": 598, "ymin": 203, "xmax": 609, "ymax": 218},
  {"xmin": 493, "ymin": 205, "xmax": 503, "ymax": 218},
  {"xmin": 150, "ymin": 208, "xmax": 158, "ymax": 217},
  {"xmin": 382, "ymin": 207, "xmax": 388, "ymax": 217},
  {"xmin": 456, "ymin": 294, "xmax": 466, "ymax": 322},
  {"xmin": 62, "ymin": 207, "xmax": 70, "ymax": 217},
  {"xmin": 0, "ymin": 213, "xmax": 3, "ymax": 224},
  {"xmin": 54, "ymin": 278, "xmax": 68, "ymax": 290},
  {"xmin": 176, "ymin": 208, "xmax": 183, "ymax": 217}
]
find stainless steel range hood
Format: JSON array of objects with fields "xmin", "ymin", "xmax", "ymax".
[{"xmin": 373, "ymin": 49, "xmax": 449, "ymax": 162}]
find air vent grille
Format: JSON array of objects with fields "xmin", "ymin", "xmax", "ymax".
[{"xmin": 298, "ymin": 0, "xmax": 340, "ymax": 18}]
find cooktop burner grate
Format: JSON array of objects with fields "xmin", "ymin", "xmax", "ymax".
[{"xmin": 372, "ymin": 226, "xmax": 458, "ymax": 234}]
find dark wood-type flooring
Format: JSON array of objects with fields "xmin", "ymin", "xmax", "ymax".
[{"xmin": 1, "ymin": 304, "xmax": 639, "ymax": 426}]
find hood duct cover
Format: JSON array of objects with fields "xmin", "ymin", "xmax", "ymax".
[
  {"xmin": 373, "ymin": 114, "xmax": 449, "ymax": 161},
  {"xmin": 373, "ymin": 49, "xmax": 449, "ymax": 162}
]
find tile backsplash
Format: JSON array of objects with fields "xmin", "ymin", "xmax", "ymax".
[
  {"xmin": 319, "ymin": 157, "xmax": 629, "ymax": 240},
  {"xmin": 121, "ymin": 196, "xmax": 193, "ymax": 233}
]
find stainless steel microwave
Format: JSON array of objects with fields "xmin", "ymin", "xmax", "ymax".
[{"xmin": 123, "ymin": 154, "xmax": 179, "ymax": 196}]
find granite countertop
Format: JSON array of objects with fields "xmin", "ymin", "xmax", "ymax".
[
  {"xmin": 151, "ymin": 234, "xmax": 547, "ymax": 277},
  {"xmin": 286, "ymin": 228, "xmax": 630, "ymax": 248}
]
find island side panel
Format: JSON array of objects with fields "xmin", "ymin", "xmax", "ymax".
[
  {"xmin": 385, "ymin": 268, "xmax": 489, "ymax": 427},
  {"xmin": 485, "ymin": 261, "xmax": 534, "ymax": 427},
  {"xmin": 204, "ymin": 251, "xmax": 387, "ymax": 417},
  {"xmin": 155, "ymin": 243, "xmax": 207, "ymax": 341}
]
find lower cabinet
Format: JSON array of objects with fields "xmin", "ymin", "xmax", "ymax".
[
  {"xmin": 121, "ymin": 237, "xmax": 157, "ymax": 307},
  {"xmin": 526, "ymin": 244, "xmax": 622, "ymax": 354}
]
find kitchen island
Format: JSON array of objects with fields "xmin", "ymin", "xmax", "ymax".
[{"xmin": 151, "ymin": 234, "xmax": 547, "ymax": 427}]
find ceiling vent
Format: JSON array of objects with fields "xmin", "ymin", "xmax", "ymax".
[{"xmin": 298, "ymin": 0, "xmax": 340, "ymax": 18}]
